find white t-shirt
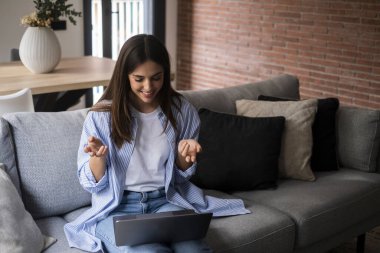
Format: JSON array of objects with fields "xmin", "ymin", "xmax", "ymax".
[{"xmin": 124, "ymin": 107, "xmax": 169, "ymax": 192}]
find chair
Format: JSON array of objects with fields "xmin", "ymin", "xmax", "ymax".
[{"xmin": 0, "ymin": 88, "xmax": 35, "ymax": 116}]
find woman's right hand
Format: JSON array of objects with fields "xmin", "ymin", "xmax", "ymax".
[
  {"xmin": 84, "ymin": 136, "xmax": 108, "ymax": 182},
  {"xmin": 84, "ymin": 136, "xmax": 108, "ymax": 158}
]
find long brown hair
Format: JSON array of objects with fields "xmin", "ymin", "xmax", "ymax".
[{"xmin": 92, "ymin": 34, "xmax": 181, "ymax": 148}]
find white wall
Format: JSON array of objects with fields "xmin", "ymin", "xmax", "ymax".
[
  {"xmin": 0, "ymin": 0, "xmax": 176, "ymax": 75},
  {"xmin": 166, "ymin": 0, "xmax": 178, "ymax": 88},
  {"xmin": 0, "ymin": 0, "xmax": 84, "ymax": 63}
]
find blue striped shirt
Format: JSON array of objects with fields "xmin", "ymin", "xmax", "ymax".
[{"xmin": 64, "ymin": 97, "xmax": 250, "ymax": 252}]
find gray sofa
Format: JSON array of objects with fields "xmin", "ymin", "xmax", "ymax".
[{"xmin": 1, "ymin": 74, "xmax": 379, "ymax": 253}]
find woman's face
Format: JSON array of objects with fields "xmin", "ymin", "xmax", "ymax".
[{"xmin": 128, "ymin": 60, "xmax": 164, "ymax": 113}]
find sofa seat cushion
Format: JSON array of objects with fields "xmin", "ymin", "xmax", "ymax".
[
  {"xmin": 204, "ymin": 190, "xmax": 295, "ymax": 253},
  {"xmin": 62, "ymin": 193, "xmax": 295, "ymax": 253},
  {"xmin": 63, "ymin": 206, "xmax": 90, "ymax": 223},
  {"xmin": 36, "ymin": 216, "xmax": 84, "ymax": 253},
  {"xmin": 232, "ymin": 169, "xmax": 380, "ymax": 248}
]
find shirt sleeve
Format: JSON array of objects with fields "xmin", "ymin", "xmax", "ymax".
[
  {"xmin": 77, "ymin": 111, "xmax": 110, "ymax": 193},
  {"xmin": 174, "ymin": 98, "xmax": 200, "ymax": 181}
]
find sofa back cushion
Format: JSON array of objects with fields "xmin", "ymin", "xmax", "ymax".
[
  {"xmin": 337, "ymin": 106, "xmax": 380, "ymax": 172},
  {"xmin": 180, "ymin": 74, "xmax": 300, "ymax": 114},
  {"xmin": 3, "ymin": 109, "xmax": 91, "ymax": 219}
]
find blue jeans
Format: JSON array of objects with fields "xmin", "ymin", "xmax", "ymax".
[{"xmin": 95, "ymin": 188, "xmax": 212, "ymax": 253}]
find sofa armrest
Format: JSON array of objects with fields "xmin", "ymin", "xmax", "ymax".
[
  {"xmin": 0, "ymin": 118, "xmax": 21, "ymax": 194},
  {"xmin": 336, "ymin": 106, "xmax": 380, "ymax": 173}
]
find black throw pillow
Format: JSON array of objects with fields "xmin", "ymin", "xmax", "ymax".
[
  {"xmin": 258, "ymin": 95, "xmax": 339, "ymax": 171},
  {"xmin": 190, "ymin": 108, "xmax": 285, "ymax": 191}
]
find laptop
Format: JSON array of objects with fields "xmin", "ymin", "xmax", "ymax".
[{"xmin": 113, "ymin": 209, "xmax": 213, "ymax": 246}]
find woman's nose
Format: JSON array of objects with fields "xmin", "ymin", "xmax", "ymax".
[{"xmin": 143, "ymin": 79, "xmax": 152, "ymax": 90}]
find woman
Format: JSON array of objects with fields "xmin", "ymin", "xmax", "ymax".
[{"xmin": 64, "ymin": 34, "xmax": 249, "ymax": 253}]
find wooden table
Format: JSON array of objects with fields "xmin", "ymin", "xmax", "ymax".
[{"xmin": 0, "ymin": 56, "xmax": 115, "ymax": 95}]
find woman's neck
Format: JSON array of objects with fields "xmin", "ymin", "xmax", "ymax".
[{"xmin": 129, "ymin": 94, "xmax": 159, "ymax": 113}]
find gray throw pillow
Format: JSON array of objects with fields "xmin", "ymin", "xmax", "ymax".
[
  {"xmin": 337, "ymin": 107, "xmax": 380, "ymax": 172},
  {"xmin": 0, "ymin": 166, "xmax": 56, "ymax": 252},
  {"xmin": 236, "ymin": 99, "xmax": 318, "ymax": 181}
]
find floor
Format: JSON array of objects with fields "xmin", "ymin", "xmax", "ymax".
[{"xmin": 330, "ymin": 226, "xmax": 380, "ymax": 253}]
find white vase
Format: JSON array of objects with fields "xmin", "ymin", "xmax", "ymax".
[{"xmin": 19, "ymin": 27, "xmax": 61, "ymax": 74}]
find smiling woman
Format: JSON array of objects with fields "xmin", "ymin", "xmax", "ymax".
[{"xmin": 63, "ymin": 34, "xmax": 249, "ymax": 253}]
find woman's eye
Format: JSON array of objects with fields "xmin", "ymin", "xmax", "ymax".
[
  {"xmin": 134, "ymin": 78, "xmax": 143, "ymax": 82},
  {"xmin": 152, "ymin": 76, "xmax": 161, "ymax": 81}
]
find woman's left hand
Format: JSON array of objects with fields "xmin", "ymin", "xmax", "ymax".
[{"xmin": 177, "ymin": 139, "xmax": 202, "ymax": 168}]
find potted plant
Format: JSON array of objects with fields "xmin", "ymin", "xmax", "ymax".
[
  {"xmin": 21, "ymin": 0, "xmax": 82, "ymax": 29},
  {"xmin": 19, "ymin": 0, "xmax": 82, "ymax": 74}
]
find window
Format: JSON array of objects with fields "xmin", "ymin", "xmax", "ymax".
[
  {"xmin": 83, "ymin": 0, "xmax": 165, "ymax": 104},
  {"xmin": 91, "ymin": 0, "xmax": 145, "ymax": 60}
]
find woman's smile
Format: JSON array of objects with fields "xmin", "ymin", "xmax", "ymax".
[{"xmin": 140, "ymin": 90, "xmax": 154, "ymax": 98}]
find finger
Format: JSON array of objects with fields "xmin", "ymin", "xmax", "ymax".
[
  {"xmin": 181, "ymin": 143, "xmax": 190, "ymax": 157},
  {"xmin": 178, "ymin": 141, "xmax": 185, "ymax": 154},
  {"xmin": 191, "ymin": 155, "xmax": 196, "ymax": 163},
  {"xmin": 100, "ymin": 146, "xmax": 108, "ymax": 156},
  {"xmin": 197, "ymin": 144, "xmax": 202, "ymax": 153},
  {"xmin": 88, "ymin": 136, "xmax": 95, "ymax": 143},
  {"xmin": 88, "ymin": 136, "xmax": 103, "ymax": 147},
  {"xmin": 96, "ymin": 146, "xmax": 105, "ymax": 157},
  {"xmin": 102, "ymin": 146, "xmax": 108, "ymax": 156},
  {"xmin": 179, "ymin": 140, "xmax": 187, "ymax": 153},
  {"xmin": 84, "ymin": 146, "xmax": 90, "ymax": 153},
  {"xmin": 85, "ymin": 146, "xmax": 97, "ymax": 154},
  {"xmin": 185, "ymin": 155, "xmax": 191, "ymax": 163}
]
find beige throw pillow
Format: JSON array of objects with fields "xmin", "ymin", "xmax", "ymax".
[
  {"xmin": 0, "ymin": 164, "xmax": 56, "ymax": 253},
  {"xmin": 236, "ymin": 99, "xmax": 318, "ymax": 181}
]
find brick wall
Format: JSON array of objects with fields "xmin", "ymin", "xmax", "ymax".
[{"xmin": 176, "ymin": 0, "xmax": 380, "ymax": 109}]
